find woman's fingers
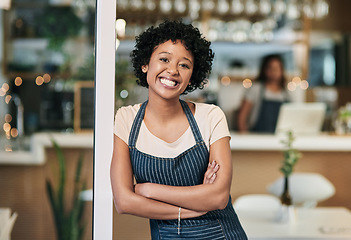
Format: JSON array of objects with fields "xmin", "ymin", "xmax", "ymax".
[{"xmin": 203, "ymin": 160, "xmax": 220, "ymax": 184}]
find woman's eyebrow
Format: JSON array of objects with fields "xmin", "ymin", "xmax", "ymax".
[
  {"xmin": 183, "ymin": 57, "xmax": 193, "ymax": 65},
  {"xmin": 158, "ymin": 52, "xmax": 193, "ymax": 65}
]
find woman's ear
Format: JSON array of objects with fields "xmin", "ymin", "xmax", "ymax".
[{"xmin": 142, "ymin": 65, "xmax": 148, "ymax": 73}]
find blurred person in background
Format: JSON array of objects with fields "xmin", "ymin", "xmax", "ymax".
[{"xmin": 237, "ymin": 54, "xmax": 290, "ymax": 133}]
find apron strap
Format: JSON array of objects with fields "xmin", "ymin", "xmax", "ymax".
[
  {"xmin": 179, "ymin": 100, "xmax": 204, "ymax": 144},
  {"xmin": 128, "ymin": 100, "xmax": 148, "ymax": 147}
]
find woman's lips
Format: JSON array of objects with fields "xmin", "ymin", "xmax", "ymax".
[{"xmin": 159, "ymin": 77, "xmax": 178, "ymax": 88}]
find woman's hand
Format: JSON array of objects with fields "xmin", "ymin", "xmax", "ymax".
[{"xmin": 203, "ymin": 161, "xmax": 219, "ymax": 184}]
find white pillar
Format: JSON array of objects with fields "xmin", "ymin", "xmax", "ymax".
[
  {"xmin": 0, "ymin": 10, "xmax": 8, "ymax": 136},
  {"xmin": 93, "ymin": 0, "xmax": 116, "ymax": 239}
]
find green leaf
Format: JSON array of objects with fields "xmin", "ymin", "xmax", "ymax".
[
  {"xmin": 46, "ymin": 140, "xmax": 86, "ymax": 240},
  {"xmin": 52, "ymin": 140, "xmax": 66, "ymax": 214}
]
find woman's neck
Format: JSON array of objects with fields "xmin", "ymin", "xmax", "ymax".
[{"xmin": 146, "ymin": 96, "xmax": 184, "ymax": 122}]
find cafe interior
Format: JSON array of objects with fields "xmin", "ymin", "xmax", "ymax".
[{"xmin": 0, "ymin": 0, "xmax": 351, "ymax": 239}]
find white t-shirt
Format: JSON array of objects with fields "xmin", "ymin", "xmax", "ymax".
[
  {"xmin": 245, "ymin": 83, "xmax": 289, "ymax": 128},
  {"xmin": 114, "ymin": 102, "xmax": 231, "ymax": 158}
]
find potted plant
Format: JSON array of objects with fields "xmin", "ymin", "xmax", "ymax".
[
  {"xmin": 277, "ymin": 130, "xmax": 302, "ymax": 223},
  {"xmin": 46, "ymin": 140, "xmax": 87, "ymax": 240},
  {"xmin": 279, "ymin": 130, "xmax": 302, "ymax": 205}
]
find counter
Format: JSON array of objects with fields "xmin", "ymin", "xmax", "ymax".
[
  {"xmin": 0, "ymin": 132, "xmax": 93, "ymax": 165},
  {"xmin": 228, "ymin": 132, "xmax": 351, "ymax": 211},
  {"xmin": 2, "ymin": 131, "xmax": 350, "ymax": 165},
  {"xmin": 230, "ymin": 132, "xmax": 351, "ymax": 152}
]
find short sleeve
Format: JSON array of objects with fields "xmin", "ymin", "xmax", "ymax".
[
  {"xmin": 113, "ymin": 104, "xmax": 140, "ymax": 145},
  {"xmin": 208, "ymin": 105, "xmax": 231, "ymax": 145},
  {"xmin": 113, "ymin": 108, "xmax": 130, "ymax": 145}
]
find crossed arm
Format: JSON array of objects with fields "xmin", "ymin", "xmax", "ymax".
[{"xmin": 110, "ymin": 135, "xmax": 232, "ymax": 220}]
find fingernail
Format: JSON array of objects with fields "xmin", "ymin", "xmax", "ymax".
[
  {"xmin": 214, "ymin": 164, "xmax": 219, "ymax": 170},
  {"xmin": 212, "ymin": 161, "xmax": 216, "ymax": 166}
]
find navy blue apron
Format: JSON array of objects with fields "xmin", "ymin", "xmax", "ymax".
[
  {"xmin": 252, "ymin": 87, "xmax": 288, "ymax": 133},
  {"xmin": 128, "ymin": 100, "xmax": 247, "ymax": 239}
]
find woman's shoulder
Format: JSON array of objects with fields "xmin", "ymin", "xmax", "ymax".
[
  {"xmin": 193, "ymin": 102, "xmax": 225, "ymax": 118},
  {"xmin": 244, "ymin": 82, "xmax": 262, "ymax": 102},
  {"xmin": 115, "ymin": 103, "xmax": 141, "ymax": 120}
]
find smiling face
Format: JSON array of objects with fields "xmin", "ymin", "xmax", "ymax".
[{"xmin": 142, "ymin": 40, "xmax": 194, "ymax": 101}]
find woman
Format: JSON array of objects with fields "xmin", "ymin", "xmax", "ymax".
[
  {"xmin": 110, "ymin": 20, "xmax": 247, "ymax": 239},
  {"xmin": 237, "ymin": 54, "xmax": 290, "ymax": 133}
]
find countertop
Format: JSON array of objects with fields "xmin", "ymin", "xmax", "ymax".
[
  {"xmin": 0, "ymin": 132, "xmax": 93, "ymax": 165},
  {"xmin": 230, "ymin": 132, "xmax": 351, "ymax": 152},
  {"xmin": 1, "ymin": 131, "xmax": 350, "ymax": 165}
]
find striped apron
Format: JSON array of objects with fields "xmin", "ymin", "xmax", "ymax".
[{"xmin": 129, "ymin": 100, "xmax": 247, "ymax": 240}]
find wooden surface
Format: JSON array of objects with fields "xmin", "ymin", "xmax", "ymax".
[{"xmin": 0, "ymin": 148, "xmax": 93, "ymax": 240}]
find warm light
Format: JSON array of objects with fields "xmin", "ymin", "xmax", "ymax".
[
  {"xmin": 3, "ymin": 123, "xmax": 11, "ymax": 132},
  {"xmin": 5, "ymin": 114, "xmax": 12, "ymax": 123},
  {"xmin": 242, "ymin": 78, "xmax": 252, "ymax": 88},
  {"xmin": 287, "ymin": 82, "xmax": 297, "ymax": 91},
  {"xmin": 36, "ymin": 76, "xmax": 44, "ymax": 86},
  {"xmin": 0, "ymin": 88, "xmax": 5, "ymax": 97},
  {"xmin": 300, "ymin": 80, "xmax": 309, "ymax": 90},
  {"xmin": 43, "ymin": 73, "xmax": 51, "ymax": 83},
  {"xmin": 221, "ymin": 76, "xmax": 231, "ymax": 86},
  {"xmin": 5, "ymin": 95, "xmax": 12, "ymax": 104},
  {"xmin": 15, "ymin": 77, "xmax": 23, "ymax": 86},
  {"xmin": 2, "ymin": 83, "xmax": 9, "ymax": 92},
  {"xmin": 116, "ymin": 19, "xmax": 126, "ymax": 38},
  {"xmin": 292, "ymin": 76, "xmax": 301, "ymax": 85},
  {"xmin": 11, "ymin": 128, "xmax": 19, "ymax": 138}
]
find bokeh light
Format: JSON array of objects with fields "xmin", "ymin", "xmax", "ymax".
[
  {"xmin": 43, "ymin": 73, "xmax": 51, "ymax": 83},
  {"xmin": 292, "ymin": 76, "xmax": 301, "ymax": 85},
  {"xmin": 11, "ymin": 128, "xmax": 18, "ymax": 138},
  {"xmin": 300, "ymin": 80, "xmax": 309, "ymax": 90},
  {"xmin": 242, "ymin": 78, "xmax": 252, "ymax": 88},
  {"xmin": 0, "ymin": 88, "xmax": 5, "ymax": 97},
  {"xmin": 3, "ymin": 123, "xmax": 11, "ymax": 132},
  {"xmin": 36, "ymin": 76, "xmax": 44, "ymax": 86},
  {"xmin": 220, "ymin": 76, "xmax": 231, "ymax": 86},
  {"xmin": 5, "ymin": 95, "xmax": 12, "ymax": 104},
  {"xmin": 15, "ymin": 77, "xmax": 23, "ymax": 86},
  {"xmin": 2, "ymin": 83, "xmax": 9, "ymax": 92},
  {"xmin": 5, "ymin": 114, "xmax": 12, "ymax": 123},
  {"xmin": 287, "ymin": 82, "xmax": 297, "ymax": 91}
]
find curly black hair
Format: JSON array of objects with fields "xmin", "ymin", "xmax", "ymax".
[{"xmin": 130, "ymin": 20, "xmax": 215, "ymax": 94}]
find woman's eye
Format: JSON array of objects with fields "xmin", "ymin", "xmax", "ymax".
[
  {"xmin": 160, "ymin": 58, "xmax": 168, "ymax": 62},
  {"xmin": 180, "ymin": 63, "xmax": 190, "ymax": 69}
]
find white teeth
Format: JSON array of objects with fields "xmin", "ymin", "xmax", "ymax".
[{"xmin": 160, "ymin": 78, "xmax": 176, "ymax": 87}]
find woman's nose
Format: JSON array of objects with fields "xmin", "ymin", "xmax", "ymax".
[{"xmin": 167, "ymin": 63, "xmax": 179, "ymax": 75}]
